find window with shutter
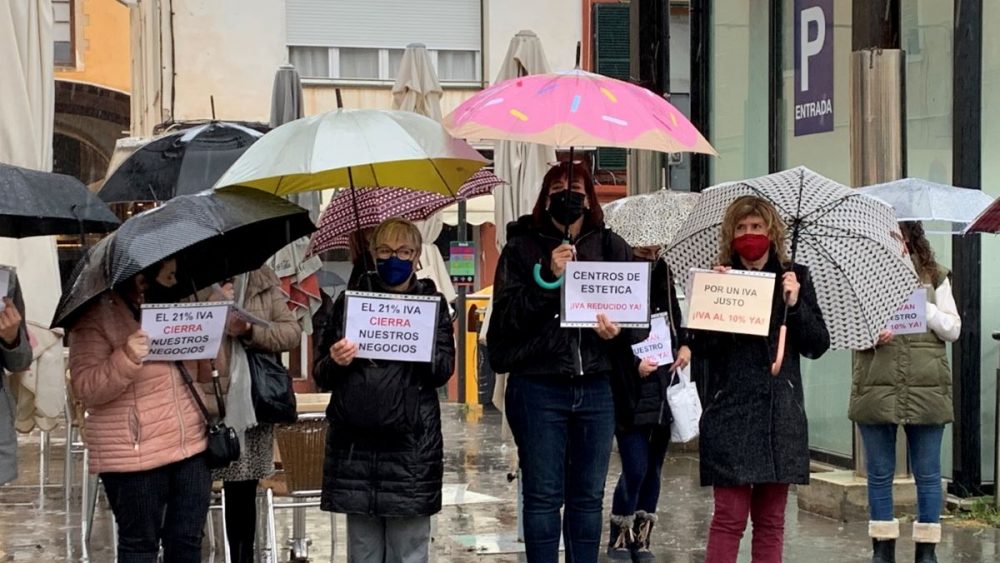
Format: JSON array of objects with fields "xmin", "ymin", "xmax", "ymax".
[
  {"xmin": 593, "ymin": 3, "xmax": 630, "ymax": 170},
  {"xmin": 286, "ymin": 0, "xmax": 482, "ymax": 83},
  {"xmin": 53, "ymin": 0, "xmax": 74, "ymax": 67}
]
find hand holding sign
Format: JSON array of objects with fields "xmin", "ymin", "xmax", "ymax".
[
  {"xmin": 638, "ymin": 358, "xmax": 658, "ymax": 378},
  {"xmin": 594, "ymin": 314, "xmax": 621, "ymax": 340},
  {"xmin": 561, "ymin": 261, "xmax": 651, "ymax": 328},
  {"xmin": 0, "ymin": 298, "xmax": 21, "ymax": 345},
  {"xmin": 125, "ymin": 330, "xmax": 150, "ymax": 364},
  {"xmin": 330, "ymin": 338, "xmax": 359, "ymax": 366}
]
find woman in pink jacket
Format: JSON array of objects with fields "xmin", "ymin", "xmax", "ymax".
[{"xmin": 69, "ymin": 258, "xmax": 210, "ymax": 563}]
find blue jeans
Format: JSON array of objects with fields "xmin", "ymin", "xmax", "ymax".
[
  {"xmin": 506, "ymin": 375, "xmax": 616, "ymax": 563},
  {"xmin": 858, "ymin": 424, "xmax": 945, "ymax": 523},
  {"xmin": 612, "ymin": 426, "xmax": 670, "ymax": 516}
]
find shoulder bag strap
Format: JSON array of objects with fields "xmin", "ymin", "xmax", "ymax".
[{"xmin": 174, "ymin": 361, "xmax": 227, "ymax": 423}]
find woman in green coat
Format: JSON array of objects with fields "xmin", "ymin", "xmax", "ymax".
[{"xmin": 850, "ymin": 221, "xmax": 961, "ymax": 563}]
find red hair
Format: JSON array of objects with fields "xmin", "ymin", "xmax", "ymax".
[{"xmin": 531, "ymin": 161, "xmax": 604, "ymax": 228}]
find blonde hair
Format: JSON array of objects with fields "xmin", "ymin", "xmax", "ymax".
[
  {"xmin": 718, "ymin": 196, "xmax": 789, "ymax": 266},
  {"xmin": 369, "ymin": 218, "xmax": 422, "ymax": 254}
]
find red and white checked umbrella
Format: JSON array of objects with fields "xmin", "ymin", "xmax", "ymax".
[{"xmin": 307, "ymin": 169, "xmax": 503, "ymax": 255}]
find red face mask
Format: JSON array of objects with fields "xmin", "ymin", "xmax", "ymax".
[{"xmin": 732, "ymin": 233, "xmax": 771, "ymax": 262}]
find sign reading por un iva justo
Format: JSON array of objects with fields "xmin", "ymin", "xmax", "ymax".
[{"xmin": 794, "ymin": 0, "xmax": 834, "ymax": 136}]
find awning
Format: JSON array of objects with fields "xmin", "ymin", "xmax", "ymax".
[{"xmin": 441, "ymin": 194, "xmax": 495, "ymax": 226}]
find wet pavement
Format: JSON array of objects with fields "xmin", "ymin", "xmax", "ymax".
[{"xmin": 2, "ymin": 404, "xmax": 998, "ymax": 562}]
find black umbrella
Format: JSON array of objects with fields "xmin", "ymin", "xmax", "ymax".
[
  {"xmin": 97, "ymin": 122, "xmax": 264, "ymax": 203},
  {"xmin": 52, "ymin": 186, "xmax": 315, "ymax": 329},
  {"xmin": 0, "ymin": 163, "xmax": 120, "ymax": 237}
]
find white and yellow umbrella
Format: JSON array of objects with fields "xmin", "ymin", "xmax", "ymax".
[{"xmin": 214, "ymin": 108, "xmax": 488, "ymax": 196}]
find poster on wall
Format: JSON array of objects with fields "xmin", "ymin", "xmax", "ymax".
[{"xmin": 794, "ymin": 0, "xmax": 834, "ymax": 136}]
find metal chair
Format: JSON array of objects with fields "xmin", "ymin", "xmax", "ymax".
[{"xmin": 266, "ymin": 414, "xmax": 334, "ymax": 563}]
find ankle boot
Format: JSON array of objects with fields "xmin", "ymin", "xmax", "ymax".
[
  {"xmin": 631, "ymin": 511, "xmax": 658, "ymax": 561},
  {"xmin": 912, "ymin": 523, "xmax": 941, "ymax": 563},
  {"xmin": 868, "ymin": 520, "xmax": 899, "ymax": 563},
  {"xmin": 607, "ymin": 514, "xmax": 635, "ymax": 560}
]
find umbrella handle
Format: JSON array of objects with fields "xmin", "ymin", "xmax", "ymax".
[
  {"xmin": 533, "ymin": 263, "xmax": 564, "ymax": 290},
  {"xmin": 770, "ymin": 324, "xmax": 787, "ymax": 376}
]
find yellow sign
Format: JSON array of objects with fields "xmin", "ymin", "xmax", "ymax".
[{"xmin": 686, "ymin": 269, "xmax": 776, "ymax": 336}]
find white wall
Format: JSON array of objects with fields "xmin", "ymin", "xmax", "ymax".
[
  {"xmin": 172, "ymin": 0, "xmax": 287, "ymax": 122},
  {"xmin": 484, "ymin": 0, "xmax": 580, "ymax": 82},
  {"xmin": 163, "ymin": 0, "xmax": 581, "ymax": 121}
]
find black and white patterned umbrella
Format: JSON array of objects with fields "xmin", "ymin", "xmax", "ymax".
[
  {"xmin": 603, "ymin": 189, "xmax": 701, "ymax": 247},
  {"xmin": 52, "ymin": 186, "xmax": 315, "ymax": 329},
  {"xmin": 665, "ymin": 167, "xmax": 917, "ymax": 350}
]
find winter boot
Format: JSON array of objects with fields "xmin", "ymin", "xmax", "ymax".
[
  {"xmin": 868, "ymin": 519, "xmax": 899, "ymax": 563},
  {"xmin": 912, "ymin": 523, "xmax": 941, "ymax": 563},
  {"xmin": 631, "ymin": 511, "xmax": 658, "ymax": 561},
  {"xmin": 607, "ymin": 514, "xmax": 635, "ymax": 560}
]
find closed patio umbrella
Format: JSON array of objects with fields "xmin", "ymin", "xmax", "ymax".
[
  {"xmin": 492, "ymin": 30, "xmax": 556, "ymax": 250},
  {"xmin": 0, "ymin": 0, "xmax": 61, "ymax": 328},
  {"xmin": 391, "ymin": 43, "xmax": 456, "ymax": 305}
]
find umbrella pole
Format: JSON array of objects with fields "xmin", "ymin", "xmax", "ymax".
[
  {"xmin": 531, "ymin": 147, "xmax": 574, "ymax": 290},
  {"xmin": 771, "ymin": 172, "xmax": 806, "ymax": 376},
  {"xmin": 346, "ymin": 167, "xmax": 372, "ymax": 292}
]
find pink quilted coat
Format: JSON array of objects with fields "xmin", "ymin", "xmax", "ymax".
[{"xmin": 69, "ymin": 292, "xmax": 207, "ymax": 474}]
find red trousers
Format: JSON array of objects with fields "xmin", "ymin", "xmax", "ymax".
[{"xmin": 705, "ymin": 483, "xmax": 790, "ymax": 563}]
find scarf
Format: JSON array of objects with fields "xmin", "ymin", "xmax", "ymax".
[{"xmin": 223, "ymin": 274, "xmax": 256, "ymax": 444}]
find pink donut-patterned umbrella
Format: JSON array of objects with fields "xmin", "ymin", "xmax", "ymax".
[
  {"xmin": 443, "ymin": 70, "xmax": 716, "ymax": 155},
  {"xmin": 307, "ymin": 169, "xmax": 503, "ymax": 256}
]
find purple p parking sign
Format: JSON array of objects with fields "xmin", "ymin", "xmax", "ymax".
[{"xmin": 794, "ymin": 0, "xmax": 834, "ymax": 136}]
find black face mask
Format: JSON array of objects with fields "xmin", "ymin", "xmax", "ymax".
[
  {"xmin": 548, "ymin": 190, "xmax": 587, "ymax": 225},
  {"xmin": 143, "ymin": 280, "xmax": 178, "ymax": 304}
]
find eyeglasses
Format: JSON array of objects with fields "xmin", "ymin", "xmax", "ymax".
[{"xmin": 374, "ymin": 245, "xmax": 416, "ymax": 260}]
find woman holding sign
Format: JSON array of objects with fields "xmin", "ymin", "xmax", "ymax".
[
  {"xmin": 199, "ymin": 266, "xmax": 302, "ymax": 563},
  {"xmin": 850, "ymin": 221, "xmax": 960, "ymax": 563},
  {"xmin": 606, "ymin": 250, "xmax": 691, "ymax": 560},
  {"xmin": 314, "ymin": 218, "xmax": 454, "ymax": 563},
  {"xmin": 690, "ymin": 196, "xmax": 829, "ymax": 563},
  {"xmin": 487, "ymin": 161, "xmax": 644, "ymax": 563},
  {"xmin": 68, "ymin": 258, "xmax": 213, "ymax": 562}
]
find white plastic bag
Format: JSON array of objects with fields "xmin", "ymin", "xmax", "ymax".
[{"xmin": 667, "ymin": 365, "xmax": 702, "ymax": 443}]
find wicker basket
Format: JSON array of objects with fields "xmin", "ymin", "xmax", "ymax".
[{"xmin": 273, "ymin": 418, "xmax": 327, "ymax": 494}]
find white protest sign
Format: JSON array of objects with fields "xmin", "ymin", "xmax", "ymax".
[
  {"xmin": 344, "ymin": 291, "xmax": 440, "ymax": 363},
  {"xmin": 631, "ymin": 312, "xmax": 674, "ymax": 366},
  {"xmin": 686, "ymin": 269, "xmax": 776, "ymax": 336},
  {"xmin": 561, "ymin": 261, "xmax": 650, "ymax": 328},
  {"xmin": 141, "ymin": 302, "xmax": 230, "ymax": 362},
  {"xmin": 0, "ymin": 265, "xmax": 12, "ymax": 312},
  {"xmin": 886, "ymin": 287, "xmax": 927, "ymax": 336}
]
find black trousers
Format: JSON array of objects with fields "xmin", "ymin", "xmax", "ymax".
[
  {"xmin": 101, "ymin": 454, "xmax": 211, "ymax": 563},
  {"xmin": 223, "ymin": 479, "xmax": 260, "ymax": 563}
]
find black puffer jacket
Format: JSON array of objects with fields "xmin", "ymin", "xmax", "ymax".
[
  {"xmin": 314, "ymin": 275, "xmax": 455, "ymax": 517},
  {"xmin": 612, "ymin": 259, "xmax": 689, "ymax": 431},
  {"xmin": 487, "ymin": 215, "xmax": 637, "ymax": 378},
  {"xmin": 690, "ymin": 253, "xmax": 830, "ymax": 487}
]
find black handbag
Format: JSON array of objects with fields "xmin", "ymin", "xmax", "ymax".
[
  {"xmin": 176, "ymin": 362, "xmax": 241, "ymax": 469},
  {"xmin": 247, "ymin": 349, "xmax": 298, "ymax": 424}
]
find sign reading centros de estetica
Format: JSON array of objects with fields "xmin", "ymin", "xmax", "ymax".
[{"xmin": 561, "ymin": 261, "xmax": 650, "ymax": 328}]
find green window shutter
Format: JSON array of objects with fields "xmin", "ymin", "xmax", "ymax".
[{"xmin": 593, "ymin": 3, "xmax": 630, "ymax": 170}]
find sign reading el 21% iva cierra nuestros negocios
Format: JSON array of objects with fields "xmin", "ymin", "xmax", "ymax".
[
  {"xmin": 343, "ymin": 291, "xmax": 441, "ymax": 363},
  {"xmin": 561, "ymin": 261, "xmax": 650, "ymax": 328},
  {"xmin": 140, "ymin": 301, "xmax": 231, "ymax": 362},
  {"xmin": 685, "ymin": 269, "xmax": 776, "ymax": 336}
]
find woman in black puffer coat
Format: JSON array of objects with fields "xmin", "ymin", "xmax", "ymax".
[
  {"xmin": 606, "ymin": 252, "xmax": 691, "ymax": 561},
  {"xmin": 487, "ymin": 162, "xmax": 648, "ymax": 563},
  {"xmin": 314, "ymin": 218, "xmax": 454, "ymax": 563}
]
